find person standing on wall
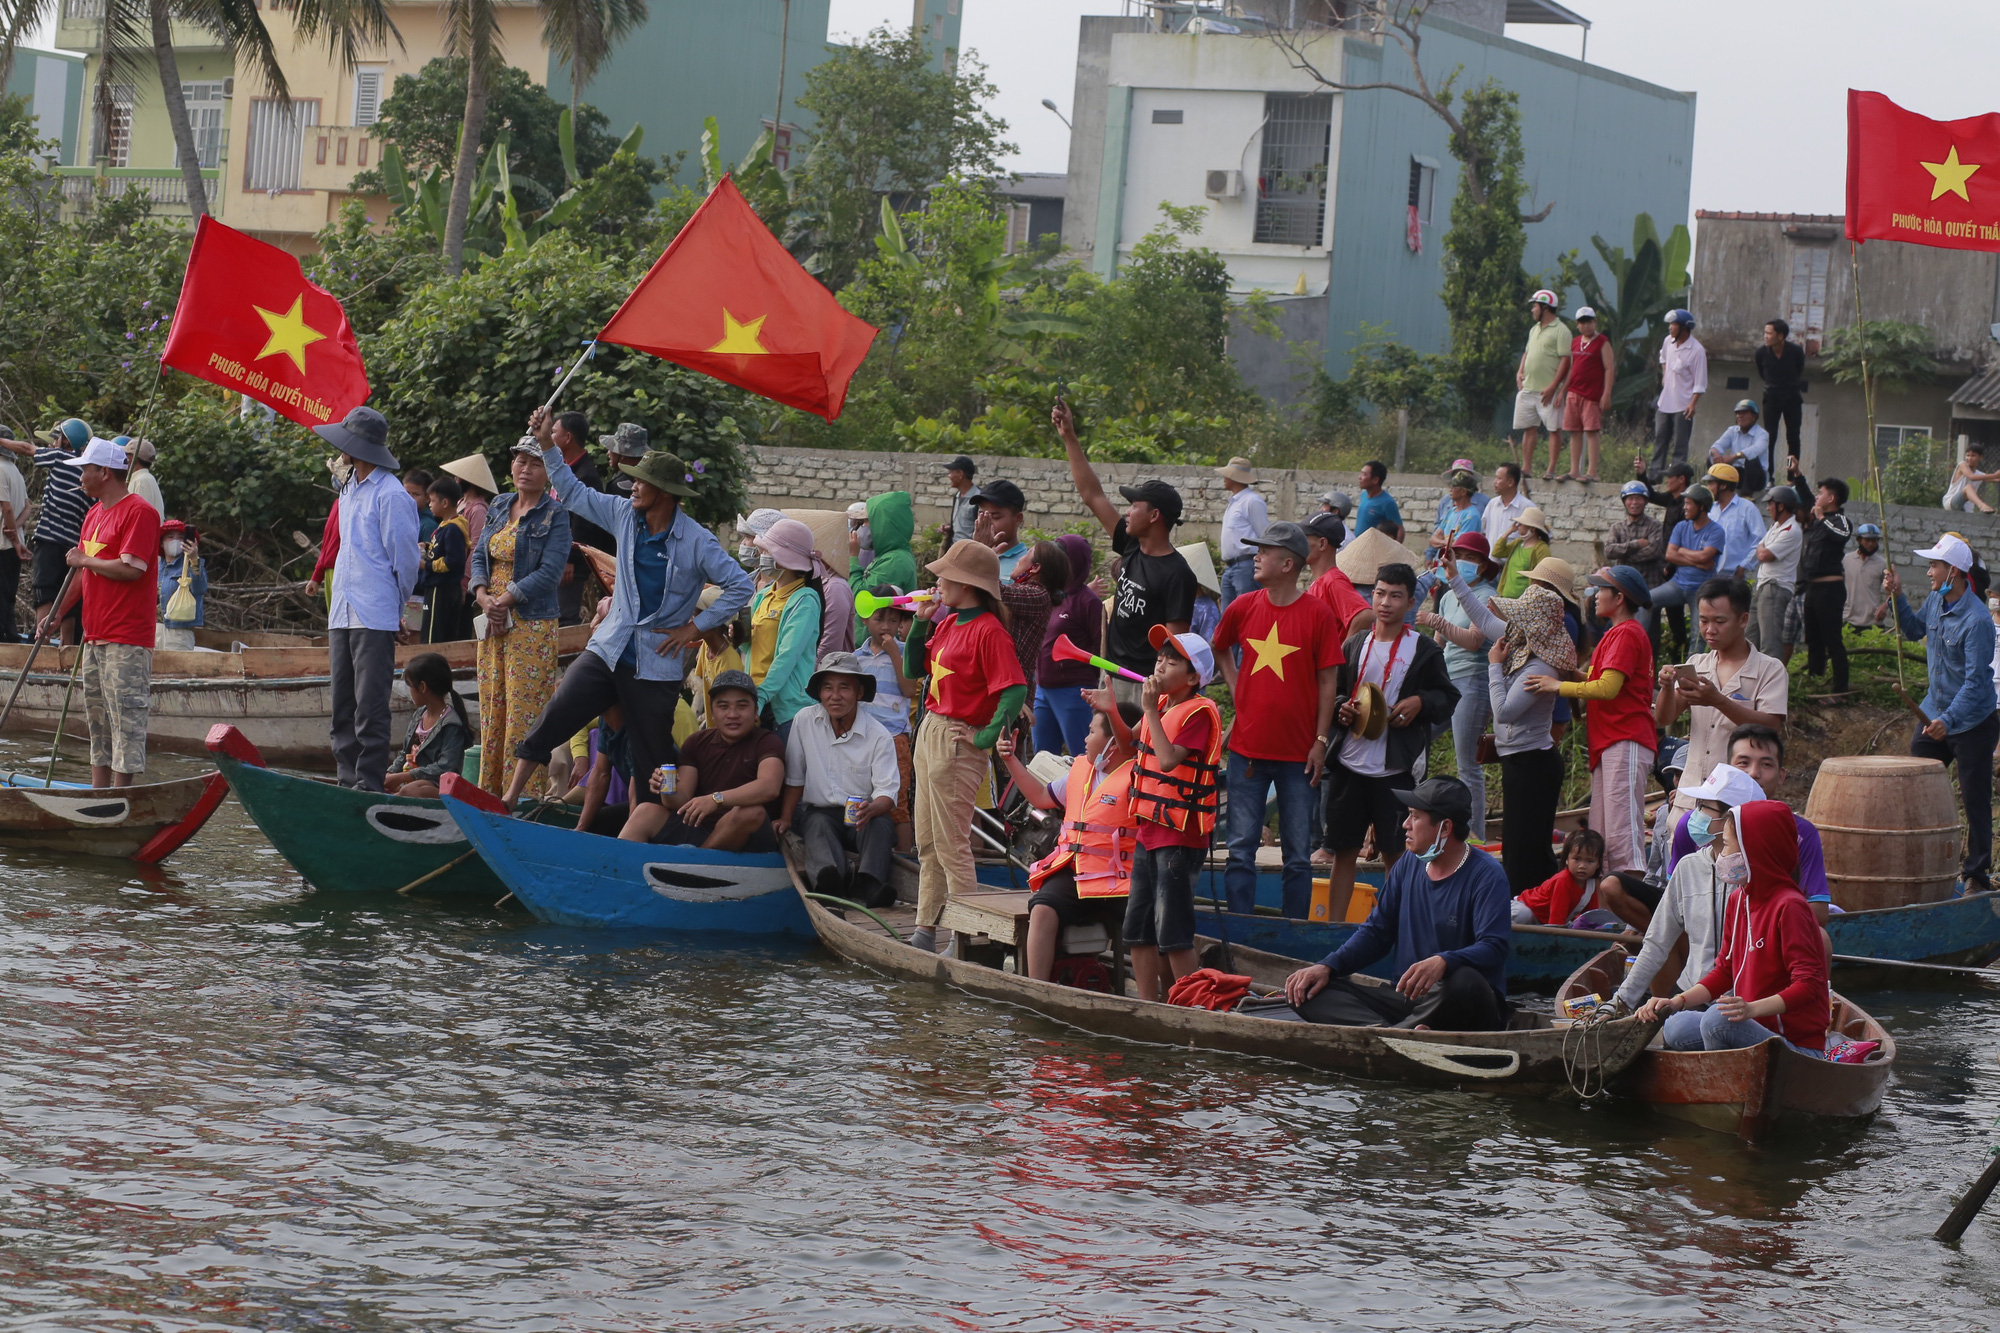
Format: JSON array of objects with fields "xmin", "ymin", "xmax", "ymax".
[
  {"xmin": 1756, "ymin": 318, "xmax": 1807, "ymax": 464},
  {"xmin": 1353, "ymin": 460, "xmax": 1405, "ymax": 543},
  {"xmin": 1215, "ymin": 456, "xmax": 1268, "ymax": 611},
  {"xmin": 940, "ymin": 455, "xmax": 978, "ymax": 554},
  {"xmin": 1561, "ymin": 307, "xmax": 1615, "ymax": 482},
  {"xmin": 1799, "ymin": 477, "xmax": 1854, "ymax": 695},
  {"xmin": 1651, "ymin": 310, "xmax": 1707, "ymax": 479},
  {"xmin": 1514, "ymin": 289, "xmax": 1572, "ymax": 481}
]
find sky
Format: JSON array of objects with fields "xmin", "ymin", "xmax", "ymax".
[{"xmin": 826, "ymin": 0, "xmax": 2000, "ymax": 219}]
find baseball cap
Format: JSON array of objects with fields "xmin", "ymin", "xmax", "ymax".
[
  {"xmin": 1620, "ymin": 479, "xmax": 1650, "ymax": 498},
  {"xmin": 970, "ymin": 478, "xmax": 1026, "ymax": 512},
  {"xmin": 1398, "ymin": 777, "xmax": 1474, "ymax": 832},
  {"xmin": 709, "ymin": 669, "xmax": 758, "ymax": 701},
  {"xmin": 1148, "ymin": 622, "xmax": 1215, "ymax": 685},
  {"xmin": 1303, "ymin": 511, "xmax": 1346, "ymax": 547},
  {"xmin": 61, "ymin": 437, "xmax": 128, "ymax": 470},
  {"xmin": 1575, "ymin": 306, "xmax": 1597, "ymax": 320},
  {"xmin": 1916, "ymin": 533, "xmax": 1975, "ymax": 572},
  {"xmin": 1680, "ymin": 762, "xmax": 1767, "ymax": 809},
  {"xmin": 945, "ymin": 454, "xmax": 977, "ymax": 477},
  {"xmin": 1245, "ymin": 520, "xmax": 1308, "ymax": 562},
  {"xmin": 1856, "ymin": 523, "xmax": 1883, "ymax": 538},
  {"xmin": 1119, "ymin": 479, "xmax": 1184, "ymax": 526}
]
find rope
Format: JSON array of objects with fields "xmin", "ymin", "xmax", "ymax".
[
  {"xmin": 1560, "ymin": 999, "xmax": 1621, "ymax": 1101},
  {"xmin": 805, "ymin": 891, "xmax": 904, "ymax": 942}
]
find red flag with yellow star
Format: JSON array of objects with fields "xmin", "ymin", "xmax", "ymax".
[
  {"xmin": 1847, "ymin": 90, "xmax": 2000, "ymax": 251},
  {"xmin": 159, "ymin": 215, "xmax": 370, "ymax": 427},
  {"xmin": 598, "ymin": 176, "xmax": 877, "ymax": 419}
]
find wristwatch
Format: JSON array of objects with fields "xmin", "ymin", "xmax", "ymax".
[{"xmin": 712, "ymin": 791, "xmax": 726, "ymax": 808}]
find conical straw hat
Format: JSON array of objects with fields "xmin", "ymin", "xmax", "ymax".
[
  {"xmin": 1335, "ymin": 525, "xmax": 1422, "ymax": 586},
  {"xmin": 441, "ymin": 452, "xmax": 500, "ymax": 496},
  {"xmin": 1175, "ymin": 541, "xmax": 1220, "ymax": 596}
]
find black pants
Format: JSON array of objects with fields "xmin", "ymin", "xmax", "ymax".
[
  {"xmin": 1498, "ymin": 745, "xmax": 1563, "ymax": 895},
  {"xmin": 1762, "ymin": 390, "xmax": 1803, "ymax": 458},
  {"xmin": 0, "ymin": 546, "xmax": 19, "ymax": 641},
  {"xmin": 798, "ymin": 803, "xmax": 896, "ymax": 905},
  {"xmin": 1300, "ymin": 966, "xmax": 1505, "ymax": 1032},
  {"xmin": 329, "ymin": 627, "xmax": 396, "ymax": 791},
  {"xmin": 1912, "ymin": 709, "xmax": 2000, "ymax": 890},
  {"xmin": 1650, "ymin": 410, "xmax": 1693, "ymax": 475},
  {"xmin": 421, "ymin": 583, "xmax": 463, "ymax": 644},
  {"xmin": 519, "ymin": 650, "xmax": 680, "ymax": 804},
  {"xmin": 1803, "ymin": 580, "xmax": 1848, "ymax": 692}
]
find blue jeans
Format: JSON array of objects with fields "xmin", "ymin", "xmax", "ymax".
[
  {"xmin": 1220, "ymin": 555, "xmax": 1256, "ymax": 611},
  {"xmin": 1032, "ymin": 683, "xmax": 1094, "ymax": 757},
  {"xmin": 1448, "ymin": 670, "xmax": 1491, "ymax": 841},
  {"xmin": 1662, "ymin": 1006, "xmax": 1823, "ymax": 1058},
  {"xmin": 1224, "ymin": 751, "xmax": 1318, "ymax": 918}
]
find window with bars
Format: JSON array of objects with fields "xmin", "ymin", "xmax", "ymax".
[
  {"xmin": 244, "ymin": 98, "xmax": 318, "ymax": 192},
  {"xmin": 1876, "ymin": 424, "xmax": 1931, "ymax": 455},
  {"xmin": 1787, "ymin": 243, "xmax": 1831, "ymax": 355},
  {"xmin": 1253, "ymin": 93, "xmax": 1332, "ymax": 247},
  {"xmin": 176, "ymin": 82, "xmax": 226, "ymax": 170},
  {"xmin": 352, "ymin": 68, "xmax": 383, "ymax": 126}
]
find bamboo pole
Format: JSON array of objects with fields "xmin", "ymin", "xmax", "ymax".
[{"xmin": 1849, "ymin": 240, "xmax": 1905, "ymax": 691}]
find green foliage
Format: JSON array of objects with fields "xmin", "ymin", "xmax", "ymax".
[
  {"xmin": 1821, "ymin": 319, "xmax": 1940, "ymax": 399},
  {"xmin": 1557, "ymin": 213, "xmax": 1692, "ymax": 417},
  {"xmin": 0, "ymin": 91, "xmax": 52, "ymax": 157},
  {"xmin": 1879, "ymin": 432, "xmax": 1954, "ymax": 506},
  {"xmin": 362, "ymin": 235, "xmax": 751, "ymax": 526},
  {"xmin": 1440, "ymin": 81, "xmax": 1531, "ymax": 428},
  {"xmin": 1310, "ymin": 323, "xmax": 1460, "ymax": 431},
  {"xmin": 147, "ymin": 387, "xmax": 337, "ymax": 546},
  {"xmin": 303, "ymin": 200, "xmax": 448, "ymax": 338},
  {"xmin": 791, "ymin": 25, "xmax": 1012, "ymax": 289}
]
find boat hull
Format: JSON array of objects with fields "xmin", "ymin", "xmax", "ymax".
[
  {"xmin": 0, "ymin": 768, "xmax": 228, "ymax": 861},
  {"xmin": 1824, "ymin": 889, "xmax": 2000, "ymax": 967},
  {"xmin": 1191, "ymin": 910, "xmax": 1637, "ymax": 990},
  {"xmin": 804, "ymin": 879, "xmax": 1660, "ymax": 1096},
  {"xmin": 442, "ymin": 796, "xmax": 813, "ymax": 935}
]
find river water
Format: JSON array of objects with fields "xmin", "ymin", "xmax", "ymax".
[{"xmin": 2, "ymin": 746, "xmax": 1998, "ymax": 1331}]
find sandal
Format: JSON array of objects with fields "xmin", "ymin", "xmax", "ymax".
[
  {"xmin": 1542, "ymin": 469, "xmax": 1556, "ymax": 481},
  {"xmin": 1583, "ymin": 473, "xmax": 1600, "ymax": 483},
  {"xmin": 1556, "ymin": 473, "xmax": 1577, "ymax": 483}
]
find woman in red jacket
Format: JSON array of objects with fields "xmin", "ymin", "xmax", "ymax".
[{"xmin": 1637, "ymin": 799, "xmax": 1829, "ymax": 1055}]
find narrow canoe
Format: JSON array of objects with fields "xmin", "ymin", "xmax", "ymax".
[
  {"xmin": 1557, "ymin": 949, "xmax": 1896, "ymax": 1139},
  {"xmin": 437, "ymin": 778, "xmax": 813, "ymax": 936},
  {"xmin": 802, "ymin": 864, "xmax": 1662, "ymax": 1096},
  {"xmin": 0, "ymin": 766, "xmax": 227, "ymax": 862},
  {"xmin": 205, "ymin": 724, "xmax": 570, "ymax": 900},
  {"xmin": 1824, "ymin": 889, "xmax": 2000, "ymax": 968}
]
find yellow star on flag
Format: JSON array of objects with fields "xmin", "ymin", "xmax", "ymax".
[
  {"xmin": 1921, "ymin": 144, "xmax": 1981, "ymax": 202},
  {"xmin": 252, "ymin": 295, "xmax": 327, "ymax": 374},
  {"xmin": 708, "ymin": 309, "xmax": 770, "ymax": 355},
  {"xmin": 927, "ymin": 659, "xmax": 953, "ymax": 705},
  {"xmin": 1243, "ymin": 624, "xmax": 1301, "ymax": 680}
]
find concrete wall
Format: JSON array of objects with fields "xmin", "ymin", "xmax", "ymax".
[
  {"xmin": 1228, "ymin": 292, "xmax": 1327, "ymax": 408},
  {"xmin": 1693, "ymin": 359, "xmax": 1963, "ymax": 487},
  {"xmin": 1060, "ymin": 15, "xmax": 1150, "ymax": 262}
]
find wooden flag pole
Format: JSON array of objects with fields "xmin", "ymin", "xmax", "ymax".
[{"xmin": 1849, "ymin": 239, "xmax": 1905, "ymax": 691}]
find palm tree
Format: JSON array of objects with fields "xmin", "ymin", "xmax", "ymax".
[
  {"xmin": 438, "ymin": 0, "xmax": 645, "ymax": 273},
  {"xmin": 0, "ymin": 0, "xmax": 398, "ymax": 218}
]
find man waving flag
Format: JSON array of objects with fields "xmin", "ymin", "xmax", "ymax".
[
  {"xmin": 598, "ymin": 177, "xmax": 878, "ymax": 420},
  {"xmin": 1848, "ymin": 90, "xmax": 2000, "ymax": 252}
]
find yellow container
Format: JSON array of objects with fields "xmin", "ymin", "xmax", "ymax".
[{"xmin": 1309, "ymin": 878, "xmax": 1378, "ymax": 923}]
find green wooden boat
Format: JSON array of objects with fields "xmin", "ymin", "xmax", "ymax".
[{"xmin": 205, "ymin": 724, "xmax": 572, "ymax": 900}]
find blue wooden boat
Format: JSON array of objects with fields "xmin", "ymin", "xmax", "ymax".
[
  {"xmin": 438, "ymin": 778, "xmax": 812, "ymax": 936},
  {"xmin": 1824, "ymin": 890, "xmax": 2000, "ymax": 967},
  {"xmin": 1191, "ymin": 909, "xmax": 1633, "ymax": 990}
]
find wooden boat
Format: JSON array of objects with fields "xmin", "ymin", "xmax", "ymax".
[
  {"xmin": 801, "ymin": 863, "xmax": 1661, "ymax": 1096},
  {"xmin": 1825, "ymin": 890, "xmax": 2000, "ymax": 968},
  {"xmin": 0, "ymin": 766, "xmax": 228, "ymax": 862},
  {"xmin": 205, "ymin": 724, "xmax": 571, "ymax": 899},
  {"xmin": 438, "ymin": 777, "xmax": 813, "ymax": 936},
  {"xmin": 1557, "ymin": 949, "xmax": 1896, "ymax": 1139},
  {"xmin": 0, "ymin": 625, "xmax": 591, "ymax": 764}
]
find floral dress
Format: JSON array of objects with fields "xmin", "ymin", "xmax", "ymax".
[{"xmin": 476, "ymin": 511, "xmax": 561, "ymax": 794}]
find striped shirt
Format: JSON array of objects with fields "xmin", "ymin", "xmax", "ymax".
[{"xmin": 30, "ymin": 447, "xmax": 91, "ymax": 547}]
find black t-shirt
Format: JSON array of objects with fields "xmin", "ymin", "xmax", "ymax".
[
  {"xmin": 1754, "ymin": 341, "xmax": 1808, "ymax": 397},
  {"xmin": 1106, "ymin": 518, "xmax": 1197, "ymax": 673}
]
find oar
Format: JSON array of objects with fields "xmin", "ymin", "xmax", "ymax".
[
  {"xmin": 0, "ymin": 565, "xmax": 79, "ymax": 740},
  {"xmin": 42, "ymin": 643, "xmax": 85, "ymax": 786},
  {"xmin": 393, "ymin": 848, "xmax": 478, "ymax": 896},
  {"xmin": 1937, "ymin": 1151, "xmax": 2000, "ymax": 1243},
  {"xmin": 1831, "ymin": 952, "xmax": 2000, "ymax": 983}
]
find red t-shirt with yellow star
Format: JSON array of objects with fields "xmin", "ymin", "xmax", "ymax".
[
  {"xmin": 920, "ymin": 606, "xmax": 1025, "ymax": 725},
  {"xmin": 78, "ymin": 492, "xmax": 161, "ymax": 648},
  {"xmin": 1212, "ymin": 588, "xmax": 1344, "ymax": 762}
]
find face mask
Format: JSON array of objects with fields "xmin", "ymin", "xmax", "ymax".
[
  {"xmin": 855, "ymin": 523, "xmax": 871, "ymax": 547},
  {"xmin": 737, "ymin": 541, "xmax": 756, "ymax": 561},
  {"xmin": 1456, "ymin": 560, "xmax": 1480, "ymax": 580},
  {"xmin": 162, "ymin": 539, "xmax": 183, "ymax": 559},
  {"xmin": 1412, "ymin": 825, "xmax": 1450, "ymax": 864},
  {"xmin": 1716, "ymin": 852, "xmax": 1750, "ymax": 889},
  {"xmin": 1687, "ymin": 810, "xmax": 1719, "ymax": 847}
]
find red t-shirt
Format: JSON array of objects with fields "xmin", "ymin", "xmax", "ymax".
[
  {"xmin": 79, "ymin": 492, "xmax": 160, "ymax": 648},
  {"xmin": 1212, "ymin": 589, "xmax": 1344, "ymax": 762},
  {"xmin": 1308, "ymin": 567, "xmax": 1371, "ymax": 638},
  {"xmin": 922, "ymin": 607, "xmax": 1025, "ymax": 724},
  {"xmin": 1136, "ymin": 705, "xmax": 1215, "ymax": 850},
  {"xmin": 1568, "ymin": 333, "xmax": 1609, "ymax": 399},
  {"xmin": 1583, "ymin": 617, "xmax": 1655, "ymax": 768}
]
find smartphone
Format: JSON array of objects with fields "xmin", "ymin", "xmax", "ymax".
[{"xmin": 1675, "ymin": 664, "xmax": 1699, "ymax": 688}]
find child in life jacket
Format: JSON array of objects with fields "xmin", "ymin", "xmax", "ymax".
[
  {"xmin": 1511, "ymin": 827, "xmax": 1604, "ymax": 926},
  {"xmin": 996, "ymin": 697, "xmax": 1144, "ymax": 982},
  {"xmin": 1127, "ymin": 625, "xmax": 1223, "ymax": 1003}
]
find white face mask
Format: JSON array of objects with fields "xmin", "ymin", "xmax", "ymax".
[{"xmin": 162, "ymin": 539, "xmax": 183, "ymax": 559}]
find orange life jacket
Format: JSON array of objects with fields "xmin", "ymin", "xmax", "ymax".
[
  {"xmin": 1028, "ymin": 754, "xmax": 1137, "ymax": 896},
  {"xmin": 1130, "ymin": 694, "xmax": 1223, "ymax": 836}
]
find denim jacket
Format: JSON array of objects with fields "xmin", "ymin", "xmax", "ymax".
[
  {"xmin": 1894, "ymin": 584, "xmax": 1999, "ymax": 734},
  {"xmin": 468, "ymin": 489, "xmax": 571, "ymax": 622},
  {"xmin": 540, "ymin": 445, "xmax": 753, "ymax": 681}
]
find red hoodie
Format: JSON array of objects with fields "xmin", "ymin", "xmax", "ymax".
[{"xmin": 1697, "ymin": 800, "xmax": 1830, "ymax": 1051}]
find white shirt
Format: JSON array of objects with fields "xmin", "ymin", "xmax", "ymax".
[
  {"xmin": 128, "ymin": 467, "xmax": 165, "ymax": 520},
  {"xmin": 783, "ymin": 703, "xmax": 901, "ymax": 807},
  {"xmin": 1481, "ymin": 491, "xmax": 1531, "ymax": 550},
  {"xmin": 0, "ymin": 457, "xmax": 24, "ymax": 551},
  {"xmin": 1657, "ymin": 334, "xmax": 1709, "ymax": 413},
  {"xmin": 1219, "ymin": 487, "xmax": 1269, "ymax": 562},
  {"xmin": 1756, "ymin": 515, "xmax": 1802, "ymax": 592},
  {"xmin": 1338, "ymin": 627, "xmax": 1419, "ymax": 777}
]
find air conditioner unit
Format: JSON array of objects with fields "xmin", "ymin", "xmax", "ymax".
[
  {"xmin": 1205, "ymin": 169, "xmax": 1242, "ymax": 200},
  {"xmin": 221, "ymin": 77, "xmax": 234, "ymax": 97}
]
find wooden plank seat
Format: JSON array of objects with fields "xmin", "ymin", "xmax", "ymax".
[{"xmin": 939, "ymin": 889, "xmax": 1127, "ymax": 992}]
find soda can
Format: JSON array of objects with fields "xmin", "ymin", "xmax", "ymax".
[
  {"xmin": 1558, "ymin": 993, "xmax": 1602, "ymax": 1020},
  {"xmin": 844, "ymin": 795, "xmax": 869, "ymax": 825},
  {"xmin": 655, "ymin": 764, "xmax": 678, "ymax": 796}
]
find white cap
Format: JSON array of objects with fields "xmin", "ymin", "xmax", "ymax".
[
  {"xmin": 61, "ymin": 437, "xmax": 128, "ymax": 469},
  {"xmin": 1575, "ymin": 306, "xmax": 1597, "ymax": 320},
  {"xmin": 1680, "ymin": 762, "xmax": 1766, "ymax": 808},
  {"xmin": 1916, "ymin": 534, "xmax": 1975, "ymax": 572},
  {"xmin": 1150, "ymin": 623, "xmax": 1216, "ymax": 686}
]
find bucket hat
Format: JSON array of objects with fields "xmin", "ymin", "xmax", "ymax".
[
  {"xmin": 602, "ymin": 422, "xmax": 650, "ymax": 458},
  {"xmin": 808, "ymin": 650, "xmax": 878, "ymax": 703},
  {"xmin": 757, "ymin": 518, "xmax": 818, "ymax": 573},
  {"xmin": 1215, "ymin": 456, "xmax": 1257, "ymax": 485},
  {"xmin": 925, "ymin": 538, "xmax": 1004, "ymax": 601},
  {"xmin": 619, "ymin": 449, "xmax": 698, "ymax": 498},
  {"xmin": 313, "ymin": 406, "xmax": 398, "ymax": 470},
  {"xmin": 1522, "ymin": 555, "xmax": 1580, "ymax": 608},
  {"xmin": 1514, "ymin": 505, "xmax": 1551, "ymax": 537}
]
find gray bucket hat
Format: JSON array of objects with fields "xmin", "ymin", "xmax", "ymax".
[
  {"xmin": 313, "ymin": 406, "xmax": 399, "ymax": 471},
  {"xmin": 807, "ymin": 651, "xmax": 878, "ymax": 702},
  {"xmin": 602, "ymin": 421, "xmax": 650, "ymax": 458}
]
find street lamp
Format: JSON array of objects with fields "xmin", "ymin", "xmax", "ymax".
[{"xmin": 1041, "ymin": 98, "xmax": 1071, "ymax": 129}]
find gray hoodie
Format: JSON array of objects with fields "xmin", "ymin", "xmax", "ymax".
[{"xmin": 1615, "ymin": 843, "xmax": 1731, "ymax": 1010}]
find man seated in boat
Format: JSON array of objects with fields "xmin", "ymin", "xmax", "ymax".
[
  {"xmin": 625, "ymin": 669, "xmax": 786, "ymax": 852},
  {"xmin": 1651, "ymin": 724, "xmax": 1832, "ymax": 924},
  {"xmin": 994, "ymin": 694, "xmax": 1145, "ymax": 982},
  {"xmin": 775, "ymin": 652, "xmax": 903, "ymax": 908},
  {"xmin": 1636, "ymin": 800, "xmax": 1830, "ymax": 1057},
  {"xmin": 1281, "ymin": 778, "xmax": 1511, "ymax": 1031}
]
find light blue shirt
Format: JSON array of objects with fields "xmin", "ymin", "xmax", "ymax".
[
  {"xmin": 1434, "ymin": 490, "xmax": 1490, "ymax": 528},
  {"xmin": 1709, "ymin": 423, "xmax": 1770, "ymax": 471},
  {"xmin": 1711, "ymin": 494, "xmax": 1765, "ymax": 579},
  {"xmin": 1895, "ymin": 583, "xmax": 1999, "ymax": 735},
  {"xmin": 997, "ymin": 542, "xmax": 1029, "ymax": 581},
  {"xmin": 855, "ymin": 637, "xmax": 910, "ymax": 734},
  {"xmin": 329, "ymin": 467, "xmax": 420, "ymax": 632},
  {"xmin": 542, "ymin": 446, "xmax": 753, "ymax": 681}
]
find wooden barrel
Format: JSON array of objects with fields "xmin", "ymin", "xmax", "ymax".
[{"xmin": 1803, "ymin": 756, "xmax": 1962, "ymax": 910}]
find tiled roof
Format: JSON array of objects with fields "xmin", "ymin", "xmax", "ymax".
[
  {"xmin": 1949, "ymin": 365, "xmax": 2000, "ymax": 411},
  {"xmin": 1695, "ymin": 210, "xmax": 1844, "ymax": 223}
]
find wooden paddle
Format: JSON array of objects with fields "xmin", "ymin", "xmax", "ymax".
[
  {"xmin": 0, "ymin": 565, "xmax": 79, "ymax": 739},
  {"xmin": 1831, "ymin": 953, "xmax": 2000, "ymax": 983},
  {"xmin": 1938, "ymin": 1152, "xmax": 2000, "ymax": 1243}
]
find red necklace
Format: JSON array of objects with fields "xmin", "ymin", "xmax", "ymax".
[{"xmin": 1358, "ymin": 625, "xmax": 1410, "ymax": 690}]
